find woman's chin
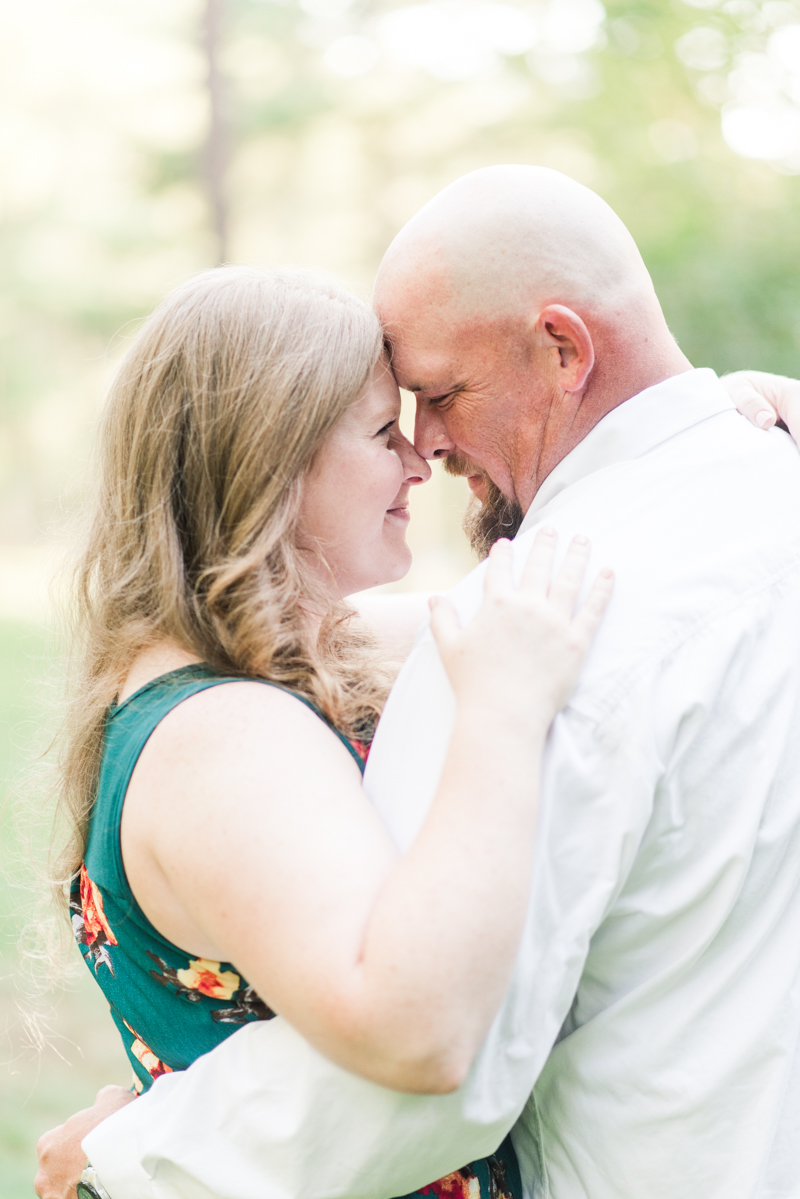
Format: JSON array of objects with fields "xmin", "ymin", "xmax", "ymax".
[{"xmin": 346, "ymin": 546, "xmax": 412, "ymax": 595}]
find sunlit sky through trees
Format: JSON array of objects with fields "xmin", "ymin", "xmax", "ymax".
[{"xmin": 0, "ymin": 0, "xmax": 799, "ymax": 596}]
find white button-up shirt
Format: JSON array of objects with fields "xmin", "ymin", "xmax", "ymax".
[{"xmin": 86, "ymin": 368, "xmax": 800, "ymax": 1199}]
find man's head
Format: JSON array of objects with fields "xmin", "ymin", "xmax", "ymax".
[{"xmin": 374, "ymin": 165, "xmax": 691, "ymax": 536}]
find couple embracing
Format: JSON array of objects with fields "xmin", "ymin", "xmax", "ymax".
[{"xmin": 36, "ymin": 166, "xmax": 800, "ymax": 1199}]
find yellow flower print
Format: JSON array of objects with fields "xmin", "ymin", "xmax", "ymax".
[
  {"xmin": 130, "ymin": 1034, "xmax": 174, "ymax": 1081},
  {"xmin": 176, "ymin": 958, "xmax": 240, "ymax": 1000},
  {"xmin": 121, "ymin": 1016, "xmax": 174, "ymax": 1083}
]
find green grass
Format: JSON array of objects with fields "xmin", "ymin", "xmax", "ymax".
[{"xmin": 0, "ymin": 622, "xmax": 129, "ymax": 1199}]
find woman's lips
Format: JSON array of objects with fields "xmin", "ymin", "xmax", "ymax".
[{"xmin": 386, "ymin": 505, "xmax": 410, "ymax": 522}]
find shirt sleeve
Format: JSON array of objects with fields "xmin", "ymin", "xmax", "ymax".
[
  {"xmin": 83, "ymin": 1014, "xmax": 512, "ymax": 1199},
  {"xmin": 83, "ymin": 652, "xmax": 660, "ymax": 1199}
]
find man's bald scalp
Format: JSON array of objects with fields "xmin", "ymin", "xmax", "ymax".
[{"xmin": 376, "ymin": 165, "xmax": 657, "ymax": 322}]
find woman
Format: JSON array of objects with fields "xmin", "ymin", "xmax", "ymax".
[{"xmin": 37, "ymin": 264, "xmax": 612, "ymax": 1199}]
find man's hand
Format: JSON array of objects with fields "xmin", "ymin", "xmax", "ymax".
[
  {"xmin": 722, "ymin": 370, "xmax": 800, "ymax": 446},
  {"xmin": 35, "ymin": 1085, "xmax": 136, "ymax": 1199}
]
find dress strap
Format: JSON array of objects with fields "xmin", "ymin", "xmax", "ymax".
[{"xmin": 90, "ymin": 664, "xmax": 365, "ymax": 912}]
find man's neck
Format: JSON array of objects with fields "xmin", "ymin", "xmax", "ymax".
[{"xmin": 521, "ymin": 343, "xmax": 693, "ymax": 512}]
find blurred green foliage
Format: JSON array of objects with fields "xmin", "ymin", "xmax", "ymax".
[
  {"xmin": 0, "ymin": 622, "xmax": 129, "ymax": 1197},
  {"xmin": 1, "ymin": 1, "xmax": 800, "ymax": 1186},
  {"xmin": 1, "ymin": 0, "xmax": 799, "ymax": 541}
]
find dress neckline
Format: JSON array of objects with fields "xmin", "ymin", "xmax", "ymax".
[{"xmin": 110, "ymin": 663, "xmax": 215, "ymax": 715}]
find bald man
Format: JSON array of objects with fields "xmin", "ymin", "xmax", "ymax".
[{"xmin": 63, "ymin": 169, "xmax": 800, "ymax": 1199}]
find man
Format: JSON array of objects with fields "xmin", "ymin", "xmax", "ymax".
[{"xmin": 40, "ymin": 167, "xmax": 800, "ymax": 1198}]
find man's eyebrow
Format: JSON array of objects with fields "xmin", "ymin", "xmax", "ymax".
[{"xmin": 415, "ymin": 385, "xmax": 461, "ymax": 403}]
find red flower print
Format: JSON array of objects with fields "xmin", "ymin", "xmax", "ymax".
[
  {"xmin": 176, "ymin": 959, "xmax": 240, "ymax": 999},
  {"xmin": 80, "ymin": 865, "xmax": 117, "ymax": 947},
  {"xmin": 71, "ymin": 864, "xmax": 118, "ymax": 974},
  {"xmin": 419, "ymin": 1168, "xmax": 480, "ymax": 1199},
  {"xmin": 350, "ymin": 739, "xmax": 371, "ymax": 764}
]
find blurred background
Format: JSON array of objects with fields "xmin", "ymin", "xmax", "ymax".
[{"xmin": 1, "ymin": 0, "xmax": 800, "ymax": 1192}]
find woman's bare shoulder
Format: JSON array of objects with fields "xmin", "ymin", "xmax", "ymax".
[
  {"xmin": 120, "ymin": 677, "xmax": 369, "ymax": 959},
  {"xmin": 147, "ymin": 677, "xmax": 346, "ymax": 767}
]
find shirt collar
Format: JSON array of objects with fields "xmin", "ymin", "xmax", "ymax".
[{"xmin": 519, "ymin": 368, "xmax": 736, "ymax": 533}]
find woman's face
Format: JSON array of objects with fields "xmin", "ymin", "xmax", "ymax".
[{"xmin": 298, "ymin": 359, "xmax": 431, "ymax": 598}]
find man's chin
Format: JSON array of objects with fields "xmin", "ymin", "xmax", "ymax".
[
  {"xmin": 442, "ymin": 453, "xmax": 524, "ymax": 558},
  {"xmin": 463, "ymin": 485, "xmax": 524, "ymax": 560}
]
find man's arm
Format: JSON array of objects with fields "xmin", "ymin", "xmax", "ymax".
[
  {"xmin": 77, "ymin": 550, "xmax": 656, "ymax": 1199},
  {"xmin": 82, "ymin": 1017, "xmax": 515, "ymax": 1199}
]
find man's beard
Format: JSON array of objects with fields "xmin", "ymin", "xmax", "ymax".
[{"xmin": 443, "ymin": 454, "xmax": 525, "ymax": 560}]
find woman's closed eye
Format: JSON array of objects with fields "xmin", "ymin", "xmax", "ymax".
[{"xmin": 376, "ymin": 419, "xmax": 397, "ymax": 437}]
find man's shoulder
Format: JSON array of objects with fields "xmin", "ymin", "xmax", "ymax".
[
  {"xmin": 521, "ymin": 413, "xmax": 800, "ymax": 581},
  {"xmin": 476, "ymin": 419, "xmax": 800, "ymax": 723}
]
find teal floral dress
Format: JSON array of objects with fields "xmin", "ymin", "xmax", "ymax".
[{"xmin": 72, "ymin": 664, "xmax": 521, "ymax": 1199}]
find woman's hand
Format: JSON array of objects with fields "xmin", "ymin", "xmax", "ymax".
[
  {"xmin": 35, "ymin": 1085, "xmax": 135, "ymax": 1199},
  {"xmin": 722, "ymin": 370, "xmax": 800, "ymax": 445},
  {"xmin": 431, "ymin": 528, "xmax": 613, "ymax": 730},
  {"xmin": 117, "ymin": 536, "xmax": 611, "ymax": 1097}
]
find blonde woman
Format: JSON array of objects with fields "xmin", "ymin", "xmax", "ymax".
[{"xmin": 37, "ymin": 266, "xmax": 613, "ymax": 1199}]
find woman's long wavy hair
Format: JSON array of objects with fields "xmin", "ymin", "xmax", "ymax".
[{"xmin": 51, "ymin": 265, "xmax": 390, "ymax": 911}]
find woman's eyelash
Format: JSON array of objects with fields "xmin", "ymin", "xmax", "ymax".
[{"xmin": 377, "ymin": 420, "xmax": 396, "ymax": 436}]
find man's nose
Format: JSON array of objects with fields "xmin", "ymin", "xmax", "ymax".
[{"xmin": 414, "ymin": 400, "xmax": 455, "ymax": 460}]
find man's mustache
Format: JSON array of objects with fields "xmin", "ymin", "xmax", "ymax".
[
  {"xmin": 439, "ymin": 452, "xmax": 525, "ymax": 559},
  {"xmin": 442, "ymin": 452, "xmax": 484, "ymax": 481}
]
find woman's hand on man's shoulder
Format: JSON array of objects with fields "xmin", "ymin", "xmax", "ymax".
[{"xmin": 722, "ymin": 370, "xmax": 800, "ymax": 445}]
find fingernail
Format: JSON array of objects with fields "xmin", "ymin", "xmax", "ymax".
[
  {"xmin": 600, "ymin": 568, "xmax": 614, "ymax": 578},
  {"xmin": 755, "ymin": 410, "xmax": 775, "ymax": 429},
  {"xmin": 572, "ymin": 533, "xmax": 588, "ymax": 545},
  {"xmin": 541, "ymin": 526, "xmax": 556, "ymax": 536}
]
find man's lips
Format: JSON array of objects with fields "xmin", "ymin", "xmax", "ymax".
[
  {"xmin": 466, "ymin": 474, "xmax": 488, "ymax": 502},
  {"xmin": 443, "ymin": 454, "xmax": 489, "ymax": 502},
  {"xmin": 386, "ymin": 504, "xmax": 410, "ymax": 522}
]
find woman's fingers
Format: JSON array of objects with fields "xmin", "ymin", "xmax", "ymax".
[
  {"xmin": 723, "ymin": 372, "xmax": 777, "ymax": 431},
  {"xmin": 519, "ymin": 526, "xmax": 558, "ymax": 597},
  {"xmin": 571, "ymin": 569, "xmax": 614, "ymax": 646},
  {"xmin": 482, "ymin": 537, "xmax": 515, "ymax": 599},
  {"xmin": 763, "ymin": 375, "xmax": 800, "ymax": 446},
  {"xmin": 723, "ymin": 370, "xmax": 800, "ymax": 448},
  {"xmin": 546, "ymin": 534, "xmax": 591, "ymax": 615}
]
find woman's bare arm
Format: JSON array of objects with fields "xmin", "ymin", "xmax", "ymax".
[{"xmin": 121, "ymin": 532, "xmax": 612, "ymax": 1095}]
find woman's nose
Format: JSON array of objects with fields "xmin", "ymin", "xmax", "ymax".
[{"xmin": 397, "ymin": 430, "xmax": 432, "ymax": 485}]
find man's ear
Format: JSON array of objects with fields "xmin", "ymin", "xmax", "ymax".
[{"xmin": 536, "ymin": 305, "xmax": 594, "ymax": 392}]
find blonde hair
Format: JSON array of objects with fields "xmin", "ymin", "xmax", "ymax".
[{"xmin": 51, "ymin": 265, "xmax": 389, "ymax": 905}]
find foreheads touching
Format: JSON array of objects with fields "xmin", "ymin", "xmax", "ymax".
[{"xmin": 375, "ymin": 165, "xmax": 688, "ymax": 514}]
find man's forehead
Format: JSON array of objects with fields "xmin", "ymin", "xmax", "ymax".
[
  {"xmin": 388, "ymin": 345, "xmax": 458, "ymax": 395},
  {"xmin": 385, "ymin": 317, "xmax": 508, "ymax": 395}
]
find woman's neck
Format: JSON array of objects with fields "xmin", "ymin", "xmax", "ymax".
[{"xmin": 118, "ymin": 642, "xmax": 201, "ymax": 704}]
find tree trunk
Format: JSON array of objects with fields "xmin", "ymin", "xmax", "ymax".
[{"xmin": 203, "ymin": 0, "xmax": 229, "ymax": 264}]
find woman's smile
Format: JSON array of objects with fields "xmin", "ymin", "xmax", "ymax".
[
  {"xmin": 298, "ymin": 360, "xmax": 430, "ymax": 596},
  {"xmin": 385, "ymin": 490, "xmax": 412, "ymax": 523}
]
